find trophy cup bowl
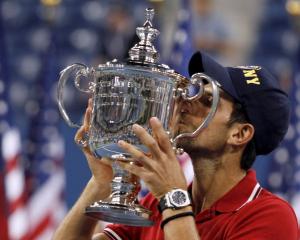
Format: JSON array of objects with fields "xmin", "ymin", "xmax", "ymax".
[{"xmin": 57, "ymin": 8, "xmax": 220, "ymax": 226}]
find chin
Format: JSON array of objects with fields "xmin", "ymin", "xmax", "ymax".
[
  {"xmin": 176, "ymin": 137, "xmax": 197, "ymax": 151},
  {"xmin": 176, "ymin": 125, "xmax": 195, "ymax": 136}
]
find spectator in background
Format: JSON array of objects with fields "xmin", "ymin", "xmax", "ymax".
[
  {"xmin": 98, "ymin": 4, "xmax": 137, "ymax": 62},
  {"xmin": 191, "ymin": 0, "xmax": 232, "ymax": 63}
]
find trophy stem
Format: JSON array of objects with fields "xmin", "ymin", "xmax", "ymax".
[
  {"xmin": 85, "ymin": 158, "xmax": 153, "ymax": 226},
  {"xmin": 110, "ymin": 161, "xmax": 140, "ymax": 204}
]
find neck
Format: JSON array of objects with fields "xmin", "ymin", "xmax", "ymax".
[{"xmin": 190, "ymin": 152, "xmax": 246, "ymax": 214}]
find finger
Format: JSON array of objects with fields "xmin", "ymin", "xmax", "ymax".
[
  {"xmin": 117, "ymin": 161, "xmax": 147, "ymax": 179},
  {"xmin": 88, "ymin": 98, "xmax": 92, "ymax": 108},
  {"xmin": 131, "ymin": 124, "xmax": 162, "ymax": 159},
  {"xmin": 99, "ymin": 157, "xmax": 113, "ymax": 166},
  {"xmin": 82, "ymin": 146, "xmax": 94, "ymax": 158},
  {"xmin": 118, "ymin": 140, "xmax": 157, "ymax": 169},
  {"xmin": 149, "ymin": 117, "xmax": 174, "ymax": 155},
  {"xmin": 75, "ymin": 99, "xmax": 93, "ymax": 147},
  {"xmin": 113, "ymin": 155, "xmax": 143, "ymax": 167},
  {"xmin": 84, "ymin": 150, "xmax": 112, "ymax": 167},
  {"xmin": 83, "ymin": 100, "xmax": 92, "ymax": 131},
  {"xmin": 74, "ymin": 126, "xmax": 86, "ymax": 143}
]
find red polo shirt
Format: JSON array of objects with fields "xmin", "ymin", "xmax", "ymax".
[{"xmin": 103, "ymin": 170, "xmax": 299, "ymax": 239}]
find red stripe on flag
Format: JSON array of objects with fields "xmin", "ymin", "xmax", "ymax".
[
  {"xmin": 23, "ymin": 214, "xmax": 52, "ymax": 240},
  {"xmin": 4, "ymin": 154, "xmax": 20, "ymax": 173},
  {"xmin": 0, "ymin": 173, "xmax": 8, "ymax": 240},
  {"xmin": 8, "ymin": 191, "xmax": 26, "ymax": 214}
]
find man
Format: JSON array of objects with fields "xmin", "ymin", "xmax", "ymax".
[{"xmin": 53, "ymin": 51, "xmax": 299, "ymax": 239}]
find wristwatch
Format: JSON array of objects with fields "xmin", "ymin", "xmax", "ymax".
[{"xmin": 158, "ymin": 188, "xmax": 192, "ymax": 213}]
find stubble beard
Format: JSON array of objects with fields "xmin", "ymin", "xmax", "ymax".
[
  {"xmin": 173, "ymin": 119, "xmax": 226, "ymax": 160},
  {"xmin": 175, "ymin": 136, "xmax": 224, "ymax": 182},
  {"xmin": 176, "ymin": 135, "xmax": 226, "ymax": 161}
]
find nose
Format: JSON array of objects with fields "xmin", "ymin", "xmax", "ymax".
[{"xmin": 179, "ymin": 97, "xmax": 209, "ymax": 115}]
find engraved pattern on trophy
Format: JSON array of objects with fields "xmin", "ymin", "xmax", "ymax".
[
  {"xmin": 89, "ymin": 68, "xmax": 174, "ymax": 158},
  {"xmin": 56, "ymin": 7, "xmax": 220, "ymax": 227}
]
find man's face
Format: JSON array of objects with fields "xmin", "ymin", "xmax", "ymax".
[{"xmin": 171, "ymin": 85, "xmax": 234, "ymax": 157}]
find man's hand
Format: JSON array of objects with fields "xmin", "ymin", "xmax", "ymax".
[
  {"xmin": 117, "ymin": 117, "xmax": 188, "ymax": 199},
  {"xmin": 54, "ymin": 99, "xmax": 114, "ymax": 240},
  {"xmin": 75, "ymin": 99, "xmax": 113, "ymax": 189}
]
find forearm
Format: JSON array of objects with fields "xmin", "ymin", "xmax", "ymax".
[
  {"xmin": 162, "ymin": 207, "xmax": 200, "ymax": 240},
  {"xmin": 53, "ymin": 177, "xmax": 111, "ymax": 240}
]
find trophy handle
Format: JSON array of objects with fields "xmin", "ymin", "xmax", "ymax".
[
  {"xmin": 57, "ymin": 63, "xmax": 94, "ymax": 129},
  {"xmin": 171, "ymin": 73, "xmax": 220, "ymax": 153}
]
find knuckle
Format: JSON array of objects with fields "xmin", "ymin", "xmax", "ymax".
[
  {"xmin": 137, "ymin": 155, "xmax": 145, "ymax": 163},
  {"xmin": 121, "ymin": 141, "xmax": 131, "ymax": 150},
  {"xmin": 123, "ymin": 162, "xmax": 135, "ymax": 171}
]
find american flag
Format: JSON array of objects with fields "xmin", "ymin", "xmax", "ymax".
[
  {"xmin": 0, "ymin": 14, "xmax": 27, "ymax": 240},
  {"xmin": 0, "ymin": 157, "xmax": 8, "ymax": 240},
  {"xmin": 22, "ymin": 33, "xmax": 67, "ymax": 239},
  {"xmin": 0, "ymin": 150, "xmax": 8, "ymax": 240},
  {"xmin": 0, "ymin": 10, "xmax": 67, "ymax": 239},
  {"xmin": 2, "ymin": 128, "xmax": 25, "ymax": 240},
  {"xmin": 265, "ymin": 71, "xmax": 300, "ymax": 224}
]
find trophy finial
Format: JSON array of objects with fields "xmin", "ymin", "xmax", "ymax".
[
  {"xmin": 144, "ymin": 8, "xmax": 154, "ymax": 26},
  {"xmin": 128, "ymin": 8, "xmax": 160, "ymax": 64}
]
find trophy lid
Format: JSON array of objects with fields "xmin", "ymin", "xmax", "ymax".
[
  {"xmin": 99, "ymin": 7, "xmax": 189, "ymax": 82},
  {"xmin": 128, "ymin": 8, "xmax": 161, "ymax": 65}
]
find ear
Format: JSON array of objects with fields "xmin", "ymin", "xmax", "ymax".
[{"xmin": 227, "ymin": 123, "xmax": 255, "ymax": 147}]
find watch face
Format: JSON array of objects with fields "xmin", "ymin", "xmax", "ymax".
[{"xmin": 170, "ymin": 190, "xmax": 189, "ymax": 207}]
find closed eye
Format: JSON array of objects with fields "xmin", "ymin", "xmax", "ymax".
[{"xmin": 200, "ymin": 93, "xmax": 213, "ymax": 106}]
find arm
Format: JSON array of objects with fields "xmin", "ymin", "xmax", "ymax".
[
  {"xmin": 117, "ymin": 117, "xmax": 201, "ymax": 240},
  {"xmin": 53, "ymin": 100, "xmax": 113, "ymax": 240},
  {"xmin": 161, "ymin": 207, "xmax": 200, "ymax": 240},
  {"xmin": 53, "ymin": 177, "xmax": 110, "ymax": 240}
]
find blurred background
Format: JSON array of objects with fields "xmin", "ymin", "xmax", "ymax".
[{"xmin": 0, "ymin": 0, "xmax": 300, "ymax": 239}]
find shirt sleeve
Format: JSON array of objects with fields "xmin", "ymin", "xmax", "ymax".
[
  {"xmin": 103, "ymin": 224, "xmax": 138, "ymax": 240},
  {"xmin": 103, "ymin": 193, "xmax": 157, "ymax": 240},
  {"xmin": 226, "ymin": 197, "xmax": 299, "ymax": 240}
]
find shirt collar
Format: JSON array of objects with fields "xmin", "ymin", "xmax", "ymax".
[{"xmin": 211, "ymin": 169, "xmax": 260, "ymax": 213}]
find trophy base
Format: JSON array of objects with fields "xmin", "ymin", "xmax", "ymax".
[{"xmin": 85, "ymin": 201, "xmax": 154, "ymax": 226}]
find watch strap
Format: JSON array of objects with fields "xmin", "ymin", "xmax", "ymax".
[{"xmin": 158, "ymin": 195, "xmax": 168, "ymax": 213}]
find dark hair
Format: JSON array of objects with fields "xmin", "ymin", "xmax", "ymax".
[{"xmin": 228, "ymin": 102, "xmax": 256, "ymax": 170}]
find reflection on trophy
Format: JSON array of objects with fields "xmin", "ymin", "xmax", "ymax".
[{"xmin": 57, "ymin": 8, "xmax": 219, "ymax": 226}]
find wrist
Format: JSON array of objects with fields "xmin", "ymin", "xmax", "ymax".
[
  {"xmin": 158, "ymin": 188, "xmax": 192, "ymax": 213},
  {"xmin": 160, "ymin": 209, "xmax": 195, "ymax": 229},
  {"xmin": 162, "ymin": 206, "xmax": 193, "ymax": 219},
  {"xmin": 86, "ymin": 177, "xmax": 111, "ymax": 201}
]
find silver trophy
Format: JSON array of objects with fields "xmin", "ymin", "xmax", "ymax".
[{"xmin": 57, "ymin": 8, "xmax": 219, "ymax": 226}]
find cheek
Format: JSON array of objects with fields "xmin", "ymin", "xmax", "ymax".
[{"xmin": 197, "ymin": 122, "xmax": 230, "ymax": 145}]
